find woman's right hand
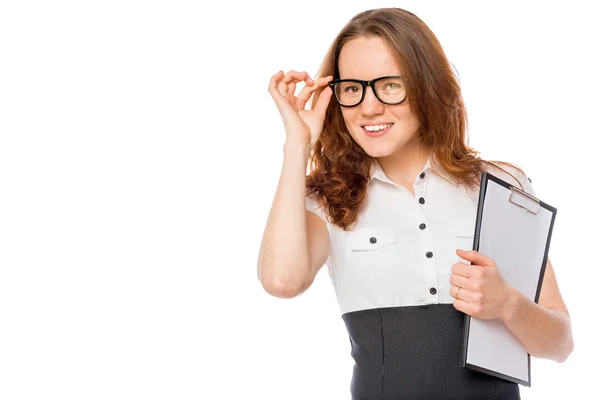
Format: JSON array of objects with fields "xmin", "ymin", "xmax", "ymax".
[{"xmin": 268, "ymin": 70, "xmax": 334, "ymax": 148}]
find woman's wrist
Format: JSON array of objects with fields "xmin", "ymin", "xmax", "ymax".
[
  {"xmin": 501, "ymin": 285, "xmax": 523, "ymax": 323},
  {"xmin": 283, "ymin": 139, "xmax": 311, "ymax": 160}
]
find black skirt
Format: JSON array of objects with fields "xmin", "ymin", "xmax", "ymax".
[{"xmin": 342, "ymin": 304, "xmax": 520, "ymax": 400}]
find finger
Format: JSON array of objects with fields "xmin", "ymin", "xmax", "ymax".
[
  {"xmin": 269, "ymin": 70, "xmax": 292, "ymax": 100},
  {"xmin": 277, "ymin": 80, "xmax": 289, "ymax": 95},
  {"xmin": 278, "ymin": 81, "xmax": 297, "ymax": 106},
  {"xmin": 451, "ymin": 262, "xmax": 480, "ymax": 278},
  {"xmin": 296, "ymin": 75, "xmax": 333, "ymax": 110},
  {"xmin": 288, "ymin": 82, "xmax": 297, "ymax": 98},
  {"xmin": 456, "ymin": 249, "xmax": 494, "ymax": 267},
  {"xmin": 268, "ymin": 70, "xmax": 284, "ymax": 95},
  {"xmin": 269, "ymin": 71, "xmax": 299, "ymax": 97},
  {"xmin": 283, "ymin": 70, "xmax": 314, "ymax": 86},
  {"xmin": 282, "ymin": 71, "xmax": 320, "ymax": 108},
  {"xmin": 450, "ymin": 285, "xmax": 477, "ymax": 303},
  {"xmin": 268, "ymin": 71, "xmax": 299, "ymax": 120},
  {"xmin": 450, "ymin": 285, "xmax": 460, "ymax": 299},
  {"xmin": 279, "ymin": 78, "xmax": 303, "ymax": 102},
  {"xmin": 453, "ymin": 299, "xmax": 480, "ymax": 317},
  {"xmin": 449, "ymin": 273, "xmax": 473, "ymax": 290}
]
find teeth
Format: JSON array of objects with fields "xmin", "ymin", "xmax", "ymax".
[{"xmin": 364, "ymin": 123, "xmax": 393, "ymax": 132}]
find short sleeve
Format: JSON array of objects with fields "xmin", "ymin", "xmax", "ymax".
[
  {"xmin": 506, "ymin": 165, "xmax": 536, "ymax": 198},
  {"xmin": 484, "ymin": 161, "xmax": 536, "ymax": 198},
  {"xmin": 306, "ymin": 193, "xmax": 328, "ymax": 223},
  {"xmin": 305, "ymin": 194, "xmax": 332, "ymax": 268},
  {"xmin": 522, "ymin": 174, "xmax": 536, "ymax": 198}
]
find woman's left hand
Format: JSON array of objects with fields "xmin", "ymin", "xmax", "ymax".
[{"xmin": 450, "ymin": 249, "xmax": 516, "ymax": 320}]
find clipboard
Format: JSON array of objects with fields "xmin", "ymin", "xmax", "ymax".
[{"xmin": 460, "ymin": 171, "xmax": 557, "ymax": 386}]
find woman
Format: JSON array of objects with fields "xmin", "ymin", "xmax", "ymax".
[{"xmin": 257, "ymin": 7, "xmax": 573, "ymax": 399}]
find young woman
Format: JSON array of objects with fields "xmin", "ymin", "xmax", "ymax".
[{"xmin": 257, "ymin": 7, "xmax": 573, "ymax": 399}]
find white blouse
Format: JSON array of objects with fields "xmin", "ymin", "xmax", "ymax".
[{"xmin": 306, "ymin": 154, "xmax": 535, "ymax": 315}]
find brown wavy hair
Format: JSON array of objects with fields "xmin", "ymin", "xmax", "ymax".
[{"xmin": 306, "ymin": 7, "xmax": 525, "ymax": 230}]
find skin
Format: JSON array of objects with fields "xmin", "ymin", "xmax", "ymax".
[
  {"xmin": 339, "ymin": 35, "xmax": 573, "ymax": 362},
  {"xmin": 260, "ymin": 35, "xmax": 573, "ymax": 363},
  {"xmin": 337, "ymin": 36, "xmax": 428, "ymax": 193},
  {"xmin": 452, "ymin": 250, "xmax": 573, "ymax": 362},
  {"xmin": 258, "ymin": 70, "xmax": 333, "ymax": 298}
]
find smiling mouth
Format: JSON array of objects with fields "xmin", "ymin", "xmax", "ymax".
[{"xmin": 362, "ymin": 123, "xmax": 394, "ymax": 132}]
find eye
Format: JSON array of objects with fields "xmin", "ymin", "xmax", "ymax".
[
  {"xmin": 384, "ymin": 83, "xmax": 400, "ymax": 90},
  {"xmin": 343, "ymin": 86, "xmax": 360, "ymax": 93}
]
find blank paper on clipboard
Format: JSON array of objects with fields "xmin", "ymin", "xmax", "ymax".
[{"xmin": 461, "ymin": 171, "xmax": 557, "ymax": 387}]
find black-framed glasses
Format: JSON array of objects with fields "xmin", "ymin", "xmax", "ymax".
[{"xmin": 328, "ymin": 76, "xmax": 407, "ymax": 107}]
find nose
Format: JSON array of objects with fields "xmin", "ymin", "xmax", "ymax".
[{"xmin": 360, "ymin": 85, "xmax": 385, "ymax": 116}]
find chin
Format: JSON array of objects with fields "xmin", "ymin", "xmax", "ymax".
[{"xmin": 359, "ymin": 141, "xmax": 397, "ymax": 158}]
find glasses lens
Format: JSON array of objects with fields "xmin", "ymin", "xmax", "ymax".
[
  {"xmin": 334, "ymin": 81, "xmax": 363, "ymax": 107},
  {"xmin": 374, "ymin": 77, "xmax": 406, "ymax": 104}
]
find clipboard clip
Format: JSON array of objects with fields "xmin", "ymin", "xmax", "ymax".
[{"xmin": 509, "ymin": 186, "xmax": 540, "ymax": 214}]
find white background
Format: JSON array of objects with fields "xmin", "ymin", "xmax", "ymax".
[{"xmin": 1, "ymin": 1, "xmax": 598, "ymax": 399}]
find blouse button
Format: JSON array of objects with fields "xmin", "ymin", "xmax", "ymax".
[
  {"xmin": 426, "ymin": 251, "xmax": 433, "ymax": 258},
  {"xmin": 419, "ymin": 223, "xmax": 426, "ymax": 230},
  {"xmin": 370, "ymin": 237, "xmax": 377, "ymax": 244},
  {"xmin": 429, "ymin": 287, "xmax": 437, "ymax": 295},
  {"xmin": 420, "ymin": 172, "xmax": 426, "ymax": 179},
  {"xmin": 419, "ymin": 197, "xmax": 425, "ymax": 205}
]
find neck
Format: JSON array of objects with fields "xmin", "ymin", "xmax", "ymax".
[{"xmin": 376, "ymin": 139, "xmax": 430, "ymax": 186}]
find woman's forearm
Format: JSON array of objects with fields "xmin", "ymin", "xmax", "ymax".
[
  {"xmin": 257, "ymin": 140, "xmax": 312, "ymax": 298},
  {"xmin": 502, "ymin": 289, "xmax": 574, "ymax": 362}
]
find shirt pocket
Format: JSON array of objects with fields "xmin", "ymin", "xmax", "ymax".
[
  {"xmin": 344, "ymin": 227, "xmax": 400, "ymax": 305},
  {"xmin": 345, "ymin": 227, "xmax": 399, "ymax": 274},
  {"xmin": 349, "ymin": 227, "xmax": 397, "ymax": 251}
]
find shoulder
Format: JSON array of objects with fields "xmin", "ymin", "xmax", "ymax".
[
  {"xmin": 480, "ymin": 160, "xmax": 536, "ymax": 196},
  {"xmin": 481, "ymin": 160, "xmax": 528, "ymax": 186}
]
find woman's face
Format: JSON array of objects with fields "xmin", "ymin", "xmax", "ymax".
[{"xmin": 337, "ymin": 36, "xmax": 421, "ymax": 158}]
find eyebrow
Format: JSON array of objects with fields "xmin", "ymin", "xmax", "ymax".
[{"xmin": 337, "ymin": 74, "xmax": 404, "ymax": 80}]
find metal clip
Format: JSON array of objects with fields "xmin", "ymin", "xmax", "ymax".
[{"xmin": 509, "ymin": 186, "xmax": 540, "ymax": 214}]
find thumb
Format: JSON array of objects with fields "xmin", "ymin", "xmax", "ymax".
[
  {"xmin": 313, "ymin": 86, "xmax": 333, "ymax": 117},
  {"xmin": 456, "ymin": 249, "xmax": 494, "ymax": 267}
]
